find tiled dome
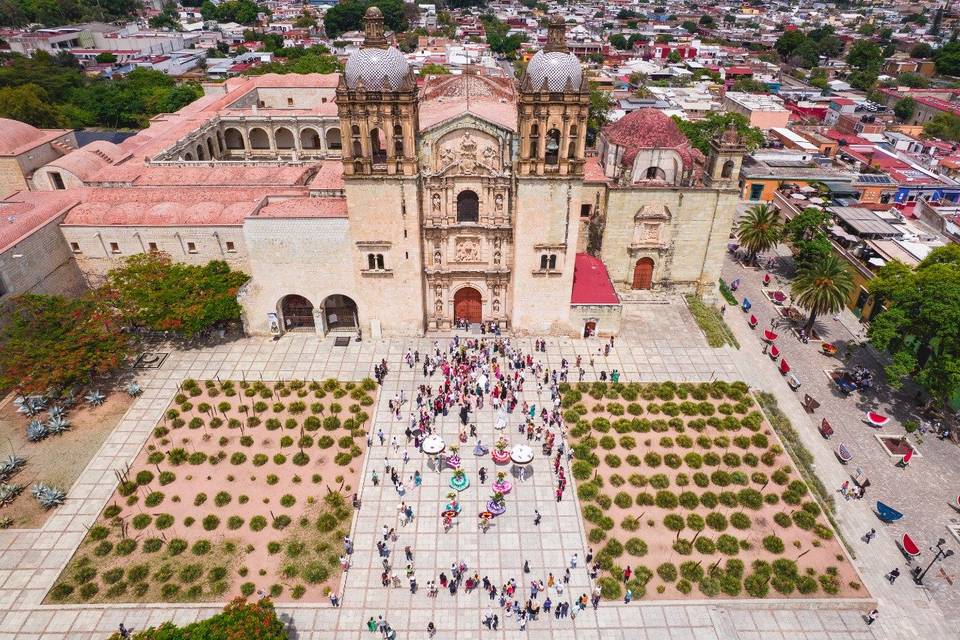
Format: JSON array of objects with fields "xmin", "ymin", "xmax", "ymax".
[
  {"xmin": 344, "ymin": 46, "xmax": 410, "ymax": 90},
  {"xmin": 525, "ymin": 50, "xmax": 582, "ymax": 92}
]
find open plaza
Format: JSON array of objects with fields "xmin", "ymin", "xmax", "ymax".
[{"xmin": 0, "ymin": 281, "xmax": 956, "ymax": 640}]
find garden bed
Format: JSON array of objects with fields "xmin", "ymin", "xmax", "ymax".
[
  {"xmin": 564, "ymin": 380, "xmax": 861, "ymax": 601},
  {"xmin": 45, "ymin": 377, "xmax": 375, "ymax": 604},
  {"xmin": 0, "ymin": 391, "xmax": 134, "ymax": 529}
]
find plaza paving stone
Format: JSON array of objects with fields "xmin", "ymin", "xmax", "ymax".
[{"xmin": 0, "ymin": 312, "xmax": 905, "ymax": 639}]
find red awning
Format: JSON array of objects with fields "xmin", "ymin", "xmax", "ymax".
[{"xmin": 571, "ymin": 253, "xmax": 619, "ymax": 305}]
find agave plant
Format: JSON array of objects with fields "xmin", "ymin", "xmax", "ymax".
[
  {"xmin": 26, "ymin": 420, "xmax": 48, "ymax": 442},
  {"xmin": 15, "ymin": 395, "xmax": 46, "ymax": 417},
  {"xmin": 0, "ymin": 483, "xmax": 24, "ymax": 506},
  {"xmin": 126, "ymin": 383, "xmax": 143, "ymax": 397},
  {"xmin": 0, "ymin": 517, "xmax": 13, "ymax": 529},
  {"xmin": 85, "ymin": 390, "xmax": 105, "ymax": 407},
  {"xmin": 47, "ymin": 405, "xmax": 65, "ymax": 420},
  {"xmin": 0, "ymin": 455, "xmax": 26, "ymax": 482},
  {"xmin": 46, "ymin": 416, "xmax": 70, "ymax": 436},
  {"xmin": 31, "ymin": 483, "xmax": 66, "ymax": 509}
]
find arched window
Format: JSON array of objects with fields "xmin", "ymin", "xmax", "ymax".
[
  {"xmin": 529, "ymin": 123, "xmax": 540, "ymax": 157},
  {"xmin": 568, "ymin": 141, "xmax": 576, "ymax": 159},
  {"xmin": 376, "ymin": 254, "xmax": 384, "ymax": 269},
  {"xmin": 370, "ymin": 128, "xmax": 385, "ymax": 162},
  {"xmin": 351, "ymin": 125, "xmax": 361, "ymax": 136},
  {"xmin": 645, "ymin": 166, "xmax": 666, "ymax": 180},
  {"xmin": 367, "ymin": 254, "xmax": 376, "ymax": 270},
  {"xmin": 353, "ymin": 139, "xmax": 363, "ymax": 157},
  {"xmin": 275, "ymin": 127, "xmax": 295, "ymax": 149},
  {"xmin": 300, "ymin": 127, "xmax": 321, "ymax": 150},
  {"xmin": 721, "ymin": 160, "xmax": 735, "ymax": 179},
  {"xmin": 540, "ymin": 254, "xmax": 549, "ymax": 270},
  {"xmin": 545, "ymin": 128, "xmax": 561, "ymax": 165},
  {"xmin": 456, "ymin": 190, "xmax": 479, "ymax": 223},
  {"xmin": 206, "ymin": 137, "xmax": 215, "ymax": 158},
  {"xmin": 325, "ymin": 127, "xmax": 341, "ymax": 150},
  {"xmin": 249, "ymin": 127, "xmax": 270, "ymax": 150},
  {"xmin": 224, "ymin": 128, "xmax": 244, "ymax": 150},
  {"xmin": 393, "ymin": 124, "xmax": 404, "ymax": 156},
  {"xmin": 196, "ymin": 144, "xmax": 205, "ymax": 160},
  {"xmin": 549, "ymin": 254, "xmax": 557, "ymax": 270}
]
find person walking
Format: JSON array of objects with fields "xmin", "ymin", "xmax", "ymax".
[
  {"xmin": 863, "ymin": 528, "xmax": 876, "ymax": 544},
  {"xmin": 533, "ymin": 510, "xmax": 541, "ymax": 526},
  {"xmin": 570, "ymin": 553, "xmax": 578, "ymax": 568},
  {"xmin": 623, "ymin": 565, "xmax": 632, "ymax": 583},
  {"xmin": 866, "ymin": 609, "xmax": 879, "ymax": 625},
  {"xmin": 886, "ymin": 568, "xmax": 900, "ymax": 584}
]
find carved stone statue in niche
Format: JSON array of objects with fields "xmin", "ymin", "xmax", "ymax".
[
  {"xmin": 439, "ymin": 147, "xmax": 454, "ymax": 166},
  {"xmin": 493, "ymin": 250, "xmax": 501, "ymax": 265},
  {"xmin": 455, "ymin": 237, "xmax": 481, "ymax": 262},
  {"xmin": 431, "ymin": 193, "xmax": 441, "ymax": 212},
  {"xmin": 492, "ymin": 299, "xmax": 500, "ymax": 313},
  {"xmin": 434, "ymin": 250, "xmax": 442, "ymax": 265},
  {"xmin": 458, "ymin": 132, "xmax": 478, "ymax": 174},
  {"xmin": 483, "ymin": 145, "xmax": 496, "ymax": 168},
  {"xmin": 435, "ymin": 298, "xmax": 443, "ymax": 315},
  {"xmin": 494, "ymin": 193, "xmax": 503, "ymax": 211}
]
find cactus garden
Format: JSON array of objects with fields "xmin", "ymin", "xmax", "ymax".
[
  {"xmin": 0, "ymin": 388, "xmax": 134, "ymax": 528},
  {"xmin": 46, "ymin": 377, "xmax": 375, "ymax": 604},
  {"xmin": 564, "ymin": 380, "xmax": 861, "ymax": 601}
]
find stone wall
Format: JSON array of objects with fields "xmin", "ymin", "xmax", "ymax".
[
  {"xmin": 0, "ymin": 158, "xmax": 29, "ymax": 199},
  {"xmin": 600, "ymin": 186, "xmax": 739, "ymax": 301},
  {"xmin": 511, "ymin": 176, "xmax": 582, "ymax": 334},
  {"xmin": 60, "ymin": 225, "xmax": 249, "ymax": 286},
  {"xmin": 570, "ymin": 303, "xmax": 622, "ymax": 337}
]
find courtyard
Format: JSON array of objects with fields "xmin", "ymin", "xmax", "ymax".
[{"xmin": 0, "ymin": 305, "xmax": 945, "ymax": 639}]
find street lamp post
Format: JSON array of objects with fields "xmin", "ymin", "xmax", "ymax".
[{"xmin": 913, "ymin": 538, "xmax": 954, "ymax": 585}]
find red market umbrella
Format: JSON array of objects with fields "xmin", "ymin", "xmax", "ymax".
[
  {"xmin": 762, "ymin": 329, "xmax": 778, "ymax": 342},
  {"xmin": 865, "ymin": 411, "xmax": 889, "ymax": 427},
  {"xmin": 779, "ymin": 359, "xmax": 790, "ymax": 375},
  {"xmin": 769, "ymin": 344, "xmax": 780, "ymax": 360}
]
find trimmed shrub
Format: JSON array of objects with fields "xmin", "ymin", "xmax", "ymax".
[
  {"xmin": 762, "ymin": 535, "xmax": 785, "ymax": 554},
  {"xmin": 706, "ymin": 512, "xmax": 728, "ymax": 531},
  {"xmin": 657, "ymin": 562, "xmax": 677, "ymax": 582},
  {"xmin": 717, "ymin": 535, "xmax": 739, "ymax": 555},
  {"xmin": 730, "ymin": 512, "xmax": 751, "ymax": 530},
  {"xmin": 625, "ymin": 538, "xmax": 648, "ymax": 557}
]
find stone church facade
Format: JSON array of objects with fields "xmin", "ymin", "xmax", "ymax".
[{"xmin": 1, "ymin": 11, "xmax": 744, "ymax": 339}]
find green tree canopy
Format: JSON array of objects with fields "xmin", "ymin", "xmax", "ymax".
[
  {"xmin": 846, "ymin": 40, "xmax": 882, "ymax": 72},
  {"xmin": 934, "ymin": 41, "xmax": 960, "ymax": 77},
  {"xmin": 868, "ymin": 245, "xmax": 960, "ymax": 405},
  {"xmin": 609, "ymin": 33, "xmax": 629, "ymax": 50},
  {"xmin": 791, "ymin": 254, "xmax": 855, "ymax": 332},
  {"xmin": 323, "ymin": 0, "xmax": 407, "ymax": 38},
  {"xmin": 0, "ymin": 0, "xmax": 141, "ymax": 26},
  {"xmin": 419, "ymin": 62, "xmax": 450, "ymax": 75},
  {"xmin": 735, "ymin": 203, "xmax": 784, "ymax": 264},
  {"xmin": 893, "ymin": 96, "xmax": 916, "ymax": 122},
  {"xmin": 105, "ymin": 252, "xmax": 249, "ymax": 336},
  {"xmin": 245, "ymin": 52, "xmax": 342, "ymax": 75},
  {"xmin": 923, "ymin": 112, "xmax": 960, "ymax": 142},
  {"xmin": 0, "ymin": 83, "xmax": 67, "ymax": 127},
  {"xmin": 732, "ymin": 77, "xmax": 767, "ymax": 93},
  {"xmin": 588, "ymin": 85, "xmax": 614, "ymax": 142},
  {"xmin": 200, "ymin": 0, "xmax": 267, "ymax": 24},
  {"xmin": 107, "ymin": 598, "xmax": 286, "ymax": 640},
  {"xmin": 0, "ymin": 294, "xmax": 131, "ymax": 393},
  {"xmin": 910, "ymin": 42, "xmax": 934, "ymax": 59},
  {"xmin": 480, "ymin": 14, "xmax": 525, "ymax": 58},
  {"xmin": 672, "ymin": 112, "xmax": 764, "ymax": 155}
]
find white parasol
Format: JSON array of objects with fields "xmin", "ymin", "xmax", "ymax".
[{"xmin": 421, "ymin": 434, "xmax": 445, "ymax": 455}]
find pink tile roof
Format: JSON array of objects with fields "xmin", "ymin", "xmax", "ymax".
[
  {"xmin": 571, "ymin": 253, "xmax": 619, "ymax": 305},
  {"xmin": 308, "ymin": 162, "xmax": 345, "ymax": 190},
  {"xmin": 583, "ymin": 156, "xmax": 610, "ymax": 184},
  {"xmin": 602, "ymin": 109, "xmax": 702, "ymax": 168},
  {"xmin": 419, "ymin": 74, "xmax": 517, "ymax": 132},
  {"xmin": 256, "ymin": 197, "xmax": 347, "ymax": 219},
  {"xmin": 132, "ymin": 165, "xmax": 315, "ymax": 187},
  {"xmin": 0, "ymin": 118, "xmax": 71, "ymax": 156},
  {"xmin": 61, "ymin": 187, "xmax": 302, "ymax": 227},
  {"xmin": 0, "ymin": 190, "xmax": 81, "ymax": 253}
]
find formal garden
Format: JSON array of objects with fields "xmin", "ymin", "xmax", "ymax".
[
  {"xmin": 45, "ymin": 377, "xmax": 375, "ymax": 604},
  {"xmin": 564, "ymin": 380, "xmax": 861, "ymax": 601}
]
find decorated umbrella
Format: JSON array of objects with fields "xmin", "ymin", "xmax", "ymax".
[
  {"xmin": 421, "ymin": 434, "xmax": 445, "ymax": 455},
  {"xmin": 762, "ymin": 329, "xmax": 778, "ymax": 343},
  {"xmin": 763, "ymin": 273, "xmax": 771, "ymax": 286},
  {"xmin": 865, "ymin": 411, "xmax": 890, "ymax": 428},
  {"xmin": 771, "ymin": 291, "xmax": 788, "ymax": 304},
  {"xmin": 741, "ymin": 297, "xmax": 751, "ymax": 312},
  {"xmin": 479, "ymin": 511, "xmax": 493, "ymax": 520},
  {"xmin": 769, "ymin": 344, "xmax": 780, "ymax": 360},
  {"xmin": 779, "ymin": 359, "xmax": 790, "ymax": 375},
  {"xmin": 748, "ymin": 315, "xmax": 758, "ymax": 328},
  {"xmin": 442, "ymin": 509, "xmax": 458, "ymax": 519}
]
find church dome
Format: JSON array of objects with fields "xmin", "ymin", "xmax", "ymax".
[
  {"xmin": 525, "ymin": 50, "xmax": 583, "ymax": 92},
  {"xmin": 343, "ymin": 5, "xmax": 410, "ymax": 91},
  {"xmin": 344, "ymin": 46, "xmax": 410, "ymax": 90}
]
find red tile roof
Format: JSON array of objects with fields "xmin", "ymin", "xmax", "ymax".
[
  {"xmin": 0, "ymin": 191, "xmax": 81, "ymax": 253},
  {"xmin": 571, "ymin": 253, "xmax": 619, "ymax": 305},
  {"xmin": 602, "ymin": 109, "xmax": 700, "ymax": 168}
]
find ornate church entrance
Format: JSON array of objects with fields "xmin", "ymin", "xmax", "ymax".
[
  {"xmin": 453, "ymin": 287, "xmax": 482, "ymax": 324},
  {"xmin": 632, "ymin": 258, "xmax": 654, "ymax": 290}
]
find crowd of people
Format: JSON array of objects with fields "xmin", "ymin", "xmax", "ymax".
[{"xmin": 355, "ymin": 335, "xmax": 619, "ymax": 632}]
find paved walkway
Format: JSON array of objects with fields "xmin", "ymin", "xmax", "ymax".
[
  {"xmin": 0, "ymin": 327, "xmax": 886, "ymax": 639},
  {"xmin": 723, "ymin": 250, "xmax": 954, "ymax": 640}
]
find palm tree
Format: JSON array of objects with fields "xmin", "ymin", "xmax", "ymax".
[
  {"xmin": 791, "ymin": 254, "xmax": 855, "ymax": 333},
  {"xmin": 736, "ymin": 204, "xmax": 784, "ymax": 264}
]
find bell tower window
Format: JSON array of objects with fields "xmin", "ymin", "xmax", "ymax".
[{"xmin": 545, "ymin": 129, "xmax": 561, "ymax": 165}]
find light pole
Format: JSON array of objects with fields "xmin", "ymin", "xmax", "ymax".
[{"xmin": 913, "ymin": 538, "xmax": 954, "ymax": 585}]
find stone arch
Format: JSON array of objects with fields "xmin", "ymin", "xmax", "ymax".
[
  {"xmin": 249, "ymin": 127, "xmax": 270, "ymax": 150},
  {"xmin": 369, "ymin": 127, "xmax": 385, "ymax": 162},
  {"xmin": 183, "ymin": 151, "xmax": 194, "ymax": 161},
  {"xmin": 393, "ymin": 124, "xmax": 404, "ymax": 156},
  {"xmin": 325, "ymin": 127, "xmax": 341, "ymax": 150},
  {"xmin": 300, "ymin": 127, "xmax": 321, "ymax": 149},
  {"xmin": 224, "ymin": 127, "xmax": 245, "ymax": 150},
  {"xmin": 545, "ymin": 128, "xmax": 561, "ymax": 165},
  {"xmin": 279, "ymin": 294, "xmax": 315, "ymax": 330},
  {"xmin": 456, "ymin": 190, "xmax": 479, "ymax": 223},
  {"xmin": 195, "ymin": 144, "xmax": 205, "ymax": 160},
  {"xmin": 721, "ymin": 160, "xmax": 735, "ymax": 179},
  {"xmin": 644, "ymin": 166, "xmax": 667, "ymax": 180},
  {"xmin": 453, "ymin": 286, "xmax": 482, "ymax": 325},
  {"xmin": 632, "ymin": 258, "xmax": 655, "ymax": 290},
  {"xmin": 320, "ymin": 294, "xmax": 358, "ymax": 333},
  {"xmin": 206, "ymin": 137, "xmax": 216, "ymax": 159},
  {"xmin": 275, "ymin": 127, "xmax": 295, "ymax": 150}
]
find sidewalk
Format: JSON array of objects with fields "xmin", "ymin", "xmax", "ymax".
[{"xmin": 723, "ymin": 251, "xmax": 954, "ymax": 640}]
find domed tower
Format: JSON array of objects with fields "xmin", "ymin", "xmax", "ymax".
[
  {"xmin": 518, "ymin": 16, "xmax": 590, "ymax": 176},
  {"xmin": 704, "ymin": 122, "xmax": 747, "ymax": 189},
  {"xmin": 337, "ymin": 6, "xmax": 418, "ymax": 176}
]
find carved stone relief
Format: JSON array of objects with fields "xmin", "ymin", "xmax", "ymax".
[{"xmin": 455, "ymin": 237, "xmax": 481, "ymax": 262}]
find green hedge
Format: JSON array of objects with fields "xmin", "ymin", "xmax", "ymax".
[{"xmin": 108, "ymin": 598, "xmax": 286, "ymax": 639}]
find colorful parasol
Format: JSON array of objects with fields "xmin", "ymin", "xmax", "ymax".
[
  {"xmin": 442, "ymin": 510, "xmax": 458, "ymax": 519},
  {"xmin": 479, "ymin": 511, "xmax": 493, "ymax": 520}
]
